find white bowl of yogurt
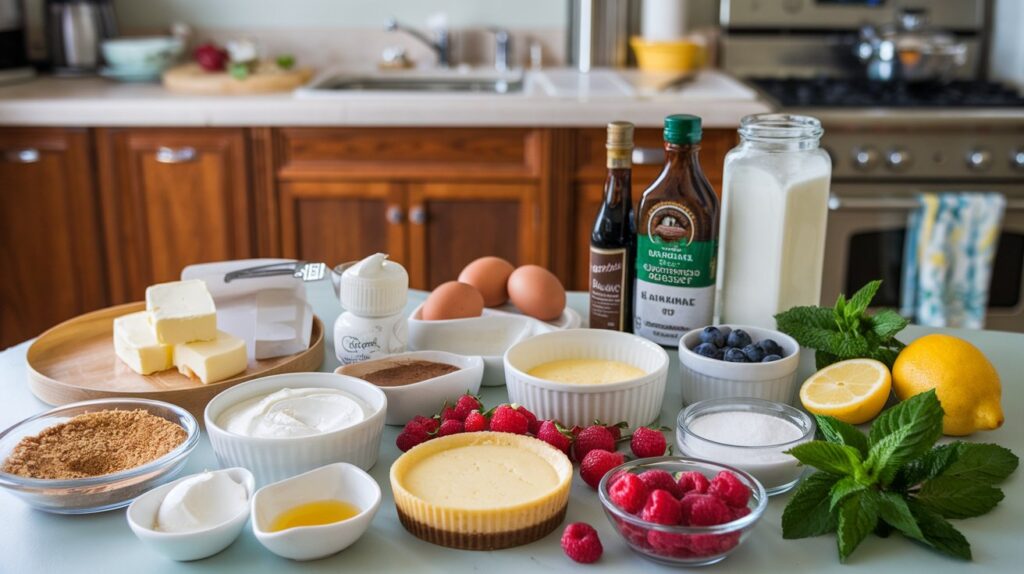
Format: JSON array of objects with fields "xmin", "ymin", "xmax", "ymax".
[
  {"xmin": 205, "ymin": 373, "xmax": 387, "ymax": 486},
  {"xmin": 675, "ymin": 397, "xmax": 815, "ymax": 495}
]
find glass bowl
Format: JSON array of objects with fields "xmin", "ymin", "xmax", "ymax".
[
  {"xmin": 597, "ymin": 457, "xmax": 767, "ymax": 567},
  {"xmin": 676, "ymin": 397, "xmax": 815, "ymax": 495},
  {"xmin": 0, "ymin": 398, "xmax": 199, "ymax": 514}
]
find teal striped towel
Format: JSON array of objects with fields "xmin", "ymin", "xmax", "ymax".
[{"xmin": 901, "ymin": 192, "xmax": 1005, "ymax": 329}]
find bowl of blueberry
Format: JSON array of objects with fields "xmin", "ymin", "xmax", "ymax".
[{"xmin": 677, "ymin": 325, "xmax": 800, "ymax": 405}]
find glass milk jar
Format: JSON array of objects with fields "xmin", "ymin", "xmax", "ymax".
[{"xmin": 715, "ymin": 114, "xmax": 832, "ymax": 328}]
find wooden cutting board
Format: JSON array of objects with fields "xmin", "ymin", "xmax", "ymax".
[
  {"xmin": 27, "ymin": 302, "xmax": 325, "ymax": 419},
  {"xmin": 162, "ymin": 63, "xmax": 313, "ymax": 94}
]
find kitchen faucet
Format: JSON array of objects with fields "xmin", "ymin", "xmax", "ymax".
[
  {"xmin": 386, "ymin": 17, "xmax": 451, "ymax": 68},
  {"xmin": 488, "ymin": 27, "xmax": 511, "ymax": 72}
]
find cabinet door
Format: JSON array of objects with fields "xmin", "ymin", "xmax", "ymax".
[
  {"xmin": 406, "ymin": 183, "xmax": 538, "ymax": 290},
  {"xmin": 97, "ymin": 129, "xmax": 252, "ymax": 301},
  {"xmin": 278, "ymin": 181, "xmax": 406, "ymax": 268},
  {"xmin": 0, "ymin": 128, "xmax": 106, "ymax": 347}
]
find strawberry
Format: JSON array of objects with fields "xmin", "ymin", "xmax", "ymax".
[
  {"xmin": 560, "ymin": 522, "xmax": 603, "ymax": 564},
  {"xmin": 599, "ymin": 420, "xmax": 628, "ymax": 441},
  {"xmin": 535, "ymin": 420, "xmax": 572, "ymax": 454},
  {"xmin": 489, "ymin": 404, "xmax": 529, "ymax": 435},
  {"xmin": 637, "ymin": 469, "xmax": 683, "ymax": 498},
  {"xmin": 440, "ymin": 405, "xmax": 459, "ymax": 422},
  {"xmin": 437, "ymin": 419, "xmax": 464, "ymax": 436},
  {"xmin": 708, "ymin": 471, "xmax": 752, "ymax": 508},
  {"xmin": 641, "ymin": 489, "xmax": 683, "ymax": 525},
  {"xmin": 194, "ymin": 43, "xmax": 228, "ymax": 72},
  {"xmin": 630, "ymin": 427, "xmax": 668, "ymax": 458},
  {"xmin": 572, "ymin": 425, "xmax": 616, "ymax": 462},
  {"xmin": 677, "ymin": 470, "xmax": 710, "ymax": 494},
  {"xmin": 516, "ymin": 405, "xmax": 541, "ymax": 435},
  {"xmin": 453, "ymin": 394, "xmax": 482, "ymax": 421},
  {"xmin": 395, "ymin": 422, "xmax": 429, "ymax": 452},
  {"xmin": 463, "ymin": 409, "xmax": 488, "ymax": 432},
  {"xmin": 580, "ymin": 449, "xmax": 624, "ymax": 489},
  {"xmin": 608, "ymin": 472, "xmax": 649, "ymax": 514}
]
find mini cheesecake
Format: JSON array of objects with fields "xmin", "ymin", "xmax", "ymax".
[{"xmin": 390, "ymin": 431, "xmax": 573, "ymax": 550}]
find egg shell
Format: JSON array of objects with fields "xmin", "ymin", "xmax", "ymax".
[
  {"xmin": 458, "ymin": 256, "xmax": 516, "ymax": 307},
  {"xmin": 507, "ymin": 265, "xmax": 566, "ymax": 321},
  {"xmin": 421, "ymin": 281, "xmax": 485, "ymax": 321}
]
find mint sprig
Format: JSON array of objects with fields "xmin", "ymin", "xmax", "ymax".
[
  {"xmin": 775, "ymin": 280, "xmax": 908, "ymax": 369},
  {"xmin": 782, "ymin": 390, "xmax": 1018, "ymax": 562}
]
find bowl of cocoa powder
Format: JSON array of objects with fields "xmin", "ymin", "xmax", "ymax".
[{"xmin": 0, "ymin": 398, "xmax": 199, "ymax": 514}]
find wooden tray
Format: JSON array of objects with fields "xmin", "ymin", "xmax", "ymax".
[
  {"xmin": 27, "ymin": 302, "xmax": 325, "ymax": 419},
  {"xmin": 163, "ymin": 63, "xmax": 313, "ymax": 94}
]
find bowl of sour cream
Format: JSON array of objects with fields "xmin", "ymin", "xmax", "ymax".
[{"xmin": 205, "ymin": 373, "xmax": 387, "ymax": 486}]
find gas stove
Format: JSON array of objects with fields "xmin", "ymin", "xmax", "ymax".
[{"xmin": 749, "ymin": 78, "xmax": 1024, "ymax": 109}]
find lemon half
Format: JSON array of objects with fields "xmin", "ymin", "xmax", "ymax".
[{"xmin": 799, "ymin": 358, "xmax": 892, "ymax": 424}]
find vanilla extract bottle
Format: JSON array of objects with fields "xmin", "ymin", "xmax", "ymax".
[{"xmin": 589, "ymin": 121, "xmax": 636, "ymax": 332}]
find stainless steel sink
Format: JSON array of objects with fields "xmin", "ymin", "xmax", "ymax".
[{"xmin": 297, "ymin": 69, "xmax": 525, "ymax": 95}]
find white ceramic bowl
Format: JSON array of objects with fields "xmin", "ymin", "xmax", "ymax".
[
  {"xmin": 252, "ymin": 463, "xmax": 381, "ymax": 561},
  {"xmin": 677, "ymin": 325, "xmax": 800, "ymax": 406},
  {"xmin": 101, "ymin": 36, "xmax": 184, "ymax": 71},
  {"xmin": 335, "ymin": 350, "xmax": 483, "ymax": 426},
  {"xmin": 204, "ymin": 373, "xmax": 387, "ymax": 486},
  {"xmin": 504, "ymin": 329, "xmax": 669, "ymax": 429},
  {"xmin": 126, "ymin": 468, "xmax": 254, "ymax": 561}
]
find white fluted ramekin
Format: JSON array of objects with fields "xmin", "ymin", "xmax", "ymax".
[
  {"xmin": 504, "ymin": 329, "xmax": 669, "ymax": 429},
  {"xmin": 204, "ymin": 373, "xmax": 386, "ymax": 487},
  {"xmin": 677, "ymin": 325, "xmax": 800, "ymax": 406}
]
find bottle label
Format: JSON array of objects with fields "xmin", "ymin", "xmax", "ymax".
[
  {"xmin": 589, "ymin": 247, "xmax": 628, "ymax": 331},
  {"xmin": 634, "ymin": 201, "xmax": 716, "ymax": 345}
]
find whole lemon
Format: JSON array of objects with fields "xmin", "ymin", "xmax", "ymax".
[{"xmin": 892, "ymin": 334, "xmax": 1003, "ymax": 436}]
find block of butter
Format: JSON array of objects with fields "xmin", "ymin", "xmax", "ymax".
[
  {"xmin": 113, "ymin": 311, "xmax": 173, "ymax": 375},
  {"xmin": 146, "ymin": 279, "xmax": 217, "ymax": 344},
  {"xmin": 173, "ymin": 330, "xmax": 248, "ymax": 384}
]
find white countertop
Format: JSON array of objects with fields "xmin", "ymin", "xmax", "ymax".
[{"xmin": 0, "ymin": 69, "xmax": 771, "ymax": 128}]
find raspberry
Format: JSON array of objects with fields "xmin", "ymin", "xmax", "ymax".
[
  {"xmin": 489, "ymin": 404, "xmax": 529, "ymax": 435},
  {"xmin": 437, "ymin": 419, "xmax": 464, "ymax": 436},
  {"xmin": 608, "ymin": 473, "xmax": 649, "ymax": 514},
  {"xmin": 516, "ymin": 405, "xmax": 541, "ymax": 435},
  {"xmin": 708, "ymin": 471, "xmax": 751, "ymax": 508},
  {"xmin": 687, "ymin": 532, "xmax": 741, "ymax": 557},
  {"xmin": 637, "ymin": 469, "xmax": 683, "ymax": 498},
  {"xmin": 641, "ymin": 489, "xmax": 682, "ymax": 525},
  {"xmin": 630, "ymin": 427, "xmax": 668, "ymax": 458},
  {"xmin": 677, "ymin": 470, "xmax": 710, "ymax": 494},
  {"xmin": 409, "ymin": 415, "xmax": 438, "ymax": 434},
  {"xmin": 452, "ymin": 395, "xmax": 482, "ymax": 421},
  {"xmin": 580, "ymin": 449, "xmax": 624, "ymax": 489},
  {"xmin": 687, "ymin": 494, "xmax": 733, "ymax": 527},
  {"xmin": 463, "ymin": 410, "xmax": 488, "ymax": 432},
  {"xmin": 732, "ymin": 505, "xmax": 751, "ymax": 520},
  {"xmin": 572, "ymin": 425, "xmax": 616, "ymax": 462},
  {"xmin": 395, "ymin": 424, "xmax": 429, "ymax": 452},
  {"xmin": 560, "ymin": 522, "xmax": 603, "ymax": 564},
  {"xmin": 535, "ymin": 420, "xmax": 572, "ymax": 454},
  {"xmin": 615, "ymin": 517, "xmax": 649, "ymax": 548},
  {"xmin": 647, "ymin": 530, "xmax": 695, "ymax": 559}
]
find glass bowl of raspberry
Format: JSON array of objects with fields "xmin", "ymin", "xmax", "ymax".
[{"xmin": 597, "ymin": 457, "xmax": 767, "ymax": 566}]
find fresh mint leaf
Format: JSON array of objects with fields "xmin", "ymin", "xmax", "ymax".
[
  {"xmin": 869, "ymin": 309, "xmax": 909, "ymax": 340},
  {"xmin": 867, "ymin": 391, "xmax": 944, "ymax": 484},
  {"xmin": 830, "ymin": 476, "xmax": 867, "ymax": 510},
  {"xmin": 788, "ymin": 441, "xmax": 865, "ymax": 478},
  {"xmin": 782, "ymin": 472, "xmax": 841, "ymax": 539},
  {"xmin": 914, "ymin": 476, "xmax": 1004, "ymax": 519},
  {"xmin": 816, "ymin": 415, "xmax": 870, "ymax": 457},
  {"xmin": 837, "ymin": 489, "xmax": 879, "ymax": 562},
  {"xmin": 848, "ymin": 280, "xmax": 882, "ymax": 317},
  {"xmin": 891, "ymin": 442, "xmax": 961, "ymax": 490},
  {"xmin": 815, "ymin": 350, "xmax": 840, "ymax": 370},
  {"xmin": 876, "ymin": 491, "xmax": 924, "ymax": 542},
  {"xmin": 938, "ymin": 443, "xmax": 1019, "ymax": 485},
  {"xmin": 870, "ymin": 345, "xmax": 902, "ymax": 369},
  {"xmin": 907, "ymin": 500, "xmax": 972, "ymax": 560}
]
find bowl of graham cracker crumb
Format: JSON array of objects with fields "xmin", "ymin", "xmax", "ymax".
[{"xmin": 0, "ymin": 398, "xmax": 199, "ymax": 514}]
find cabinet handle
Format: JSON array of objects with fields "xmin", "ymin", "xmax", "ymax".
[
  {"xmin": 409, "ymin": 205, "xmax": 427, "ymax": 225},
  {"xmin": 632, "ymin": 147, "xmax": 664, "ymax": 165},
  {"xmin": 4, "ymin": 148, "xmax": 40, "ymax": 163},
  {"xmin": 155, "ymin": 146, "xmax": 197, "ymax": 164},
  {"xmin": 386, "ymin": 206, "xmax": 404, "ymax": 224}
]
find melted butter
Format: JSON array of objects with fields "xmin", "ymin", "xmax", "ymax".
[
  {"xmin": 268, "ymin": 499, "xmax": 360, "ymax": 532},
  {"xmin": 527, "ymin": 358, "xmax": 646, "ymax": 385}
]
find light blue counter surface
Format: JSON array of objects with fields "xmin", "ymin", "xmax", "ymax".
[{"xmin": 1, "ymin": 282, "xmax": 1021, "ymax": 573}]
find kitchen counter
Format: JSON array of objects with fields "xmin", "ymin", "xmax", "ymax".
[{"xmin": 0, "ymin": 69, "xmax": 770, "ymax": 128}]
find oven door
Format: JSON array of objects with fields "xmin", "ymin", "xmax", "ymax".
[{"xmin": 822, "ymin": 184, "xmax": 1024, "ymax": 332}]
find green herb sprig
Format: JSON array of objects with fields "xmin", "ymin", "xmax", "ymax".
[
  {"xmin": 782, "ymin": 390, "xmax": 1018, "ymax": 562},
  {"xmin": 775, "ymin": 280, "xmax": 908, "ymax": 369}
]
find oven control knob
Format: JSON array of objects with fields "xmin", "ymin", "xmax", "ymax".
[
  {"xmin": 851, "ymin": 146, "xmax": 880, "ymax": 171},
  {"xmin": 1009, "ymin": 148, "xmax": 1024, "ymax": 171},
  {"xmin": 966, "ymin": 148, "xmax": 993, "ymax": 171},
  {"xmin": 885, "ymin": 148, "xmax": 912, "ymax": 171}
]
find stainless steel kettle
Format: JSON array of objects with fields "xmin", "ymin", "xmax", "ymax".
[
  {"xmin": 47, "ymin": 0, "xmax": 117, "ymax": 75},
  {"xmin": 856, "ymin": 8, "xmax": 967, "ymax": 84}
]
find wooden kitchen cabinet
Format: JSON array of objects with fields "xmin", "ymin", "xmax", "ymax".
[
  {"xmin": 96, "ymin": 128, "xmax": 254, "ymax": 302},
  {"xmin": 0, "ymin": 128, "xmax": 106, "ymax": 348}
]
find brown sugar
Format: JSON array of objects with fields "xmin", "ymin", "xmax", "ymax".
[
  {"xmin": 1, "ymin": 409, "xmax": 187, "ymax": 480},
  {"xmin": 361, "ymin": 360, "xmax": 460, "ymax": 387}
]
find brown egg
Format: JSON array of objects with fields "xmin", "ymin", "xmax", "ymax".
[
  {"xmin": 507, "ymin": 265, "xmax": 566, "ymax": 321},
  {"xmin": 458, "ymin": 256, "xmax": 516, "ymax": 307},
  {"xmin": 421, "ymin": 281, "xmax": 485, "ymax": 321}
]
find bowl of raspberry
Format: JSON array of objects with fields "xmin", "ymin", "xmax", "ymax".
[{"xmin": 597, "ymin": 457, "xmax": 767, "ymax": 567}]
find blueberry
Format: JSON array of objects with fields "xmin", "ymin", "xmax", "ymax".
[
  {"xmin": 723, "ymin": 348, "xmax": 749, "ymax": 363},
  {"xmin": 726, "ymin": 329, "xmax": 752, "ymax": 349},
  {"xmin": 758, "ymin": 338, "xmax": 783, "ymax": 357},
  {"xmin": 699, "ymin": 326, "xmax": 725, "ymax": 348},
  {"xmin": 742, "ymin": 343, "xmax": 764, "ymax": 363},
  {"xmin": 762, "ymin": 354, "xmax": 782, "ymax": 363},
  {"xmin": 717, "ymin": 326, "xmax": 732, "ymax": 340},
  {"xmin": 693, "ymin": 342, "xmax": 719, "ymax": 358}
]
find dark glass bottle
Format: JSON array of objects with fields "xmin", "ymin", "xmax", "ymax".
[
  {"xmin": 633, "ymin": 114, "xmax": 720, "ymax": 346},
  {"xmin": 589, "ymin": 121, "xmax": 635, "ymax": 332}
]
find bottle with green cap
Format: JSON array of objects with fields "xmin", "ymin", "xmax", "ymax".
[{"xmin": 633, "ymin": 114, "xmax": 720, "ymax": 346}]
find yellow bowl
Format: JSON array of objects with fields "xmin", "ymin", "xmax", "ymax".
[{"xmin": 630, "ymin": 37, "xmax": 704, "ymax": 72}]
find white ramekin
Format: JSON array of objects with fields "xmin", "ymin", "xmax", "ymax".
[
  {"xmin": 204, "ymin": 373, "xmax": 387, "ymax": 487},
  {"xmin": 677, "ymin": 325, "xmax": 800, "ymax": 406},
  {"xmin": 504, "ymin": 329, "xmax": 669, "ymax": 429}
]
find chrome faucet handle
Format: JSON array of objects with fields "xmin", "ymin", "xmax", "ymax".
[
  {"xmin": 385, "ymin": 16, "xmax": 451, "ymax": 68},
  {"xmin": 487, "ymin": 27, "xmax": 511, "ymax": 72}
]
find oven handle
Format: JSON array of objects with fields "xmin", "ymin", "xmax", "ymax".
[{"xmin": 828, "ymin": 194, "xmax": 1024, "ymax": 211}]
